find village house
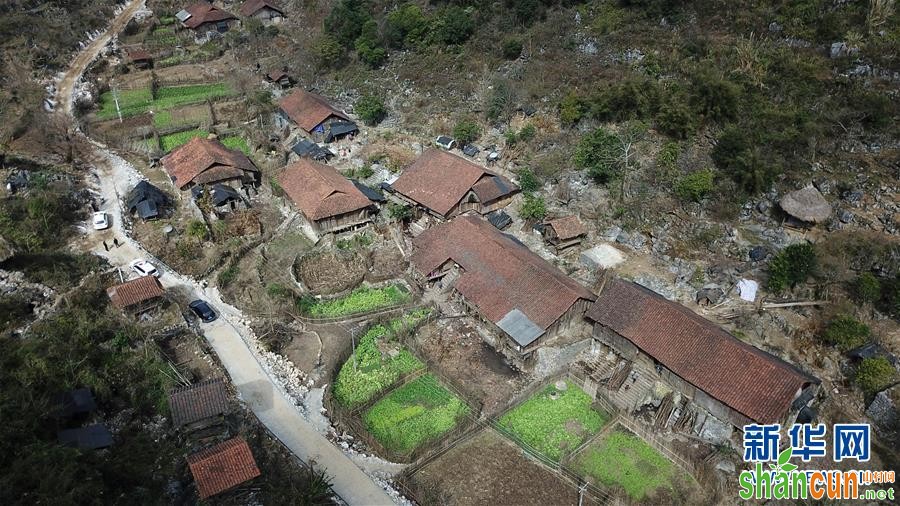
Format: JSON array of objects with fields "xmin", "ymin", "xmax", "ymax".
[
  {"xmin": 541, "ymin": 215, "xmax": 588, "ymax": 253},
  {"xmin": 239, "ymin": 0, "xmax": 286, "ymax": 24},
  {"xmin": 581, "ymin": 278, "xmax": 820, "ymax": 442},
  {"xmin": 388, "ymin": 149, "xmax": 519, "ymax": 220},
  {"xmin": 126, "ymin": 180, "xmax": 170, "ymax": 221},
  {"xmin": 124, "ymin": 47, "xmax": 153, "ymax": 69},
  {"xmin": 161, "ymin": 137, "xmax": 260, "ymax": 192},
  {"xmin": 275, "ymin": 89, "xmax": 358, "ymax": 143},
  {"xmin": 106, "ymin": 275, "xmax": 166, "ymax": 316},
  {"xmin": 176, "ymin": 3, "xmax": 238, "ymax": 39},
  {"xmin": 169, "ymin": 378, "xmax": 230, "ymax": 429},
  {"xmin": 277, "ymin": 158, "xmax": 377, "ymax": 235},
  {"xmin": 187, "ymin": 437, "xmax": 261, "ymax": 499},
  {"xmin": 411, "ymin": 215, "xmax": 596, "ymax": 369}
]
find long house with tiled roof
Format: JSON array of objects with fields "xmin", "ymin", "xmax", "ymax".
[
  {"xmin": 277, "ymin": 158, "xmax": 376, "ymax": 235},
  {"xmin": 178, "ymin": 2, "xmax": 238, "ymax": 35},
  {"xmin": 584, "ymin": 278, "xmax": 819, "ymax": 433},
  {"xmin": 187, "ymin": 437, "xmax": 260, "ymax": 499},
  {"xmin": 161, "ymin": 137, "xmax": 259, "ymax": 191},
  {"xmin": 107, "ymin": 275, "xmax": 165, "ymax": 315},
  {"xmin": 389, "ymin": 149, "xmax": 519, "ymax": 220},
  {"xmin": 276, "ymin": 89, "xmax": 356, "ymax": 142},
  {"xmin": 411, "ymin": 215, "xmax": 596, "ymax": 367}
]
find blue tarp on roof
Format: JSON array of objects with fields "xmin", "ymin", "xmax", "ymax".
[
  {"xmin": 291, "ymin": 139, "xmax": 333, "ymax": 160},
  {"xmin": 325, "ymin": 121, "xmax": 358, "ymax": 143}
]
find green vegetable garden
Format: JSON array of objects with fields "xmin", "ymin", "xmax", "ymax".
[
  {"xmin": 96, "ymin": 83, "xmax": 233, "ymax": 120},
  {"xmin": 572, "ymin": 430, "xmax": 685, "ymax": 500},
  {"xmin": 333, "ymin": 311, "xmax": 431, "ymax": 408},
  {"xmin": 363, "ymin": 374, "xmax": 470, "ymax": 454},
  {"xmin": 498, "ymin": 381, "xmax": 608, "ymax": 462},
  {"xmin": 298, "ymin": 284, "xmax": 410, "ymax": 318}
]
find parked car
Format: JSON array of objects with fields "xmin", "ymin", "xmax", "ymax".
[
  {"xmin": 130, "ymin": 259, "xmax": 159, "ymax": 277},
  {"xmin": 188, "ymin": 300, "xmax": 217, "ymax": 323},
  {"xmin": 92, "ymin": 211, "xmax": 110, "ymax": 230}
]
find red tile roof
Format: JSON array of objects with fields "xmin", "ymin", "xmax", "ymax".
[
  {"xmin": 169, "ymin": 378, "xmax": 230, "ymax": 427},
  {"xmin": 239, "ymin": 0, "xmax": 284, "ymax": 17},
  {"xmin": 278, "ymin": 90, "xmax": 348, "ymax": 132},
  {"xmin": 188, "ymin": 437, "xmax": 260, "ymax": 499},
  {"xmin": 392, "ymin": 149, "xmax": 518, "ymax": 217},
  {"xmin": 125, "ymin": 47, "xmax": 152, "ymax": 62},
  {"xmin": 277, "ymin": 159, "xmax": 372, "ymax": 220},
  {"xmin": 412, "ymin": 215, "xmax": 595, "ymax": 332},
  {"xmin": 107, "ymin": 275, "xmax": 164, "ymax": 309},
  {"xmin": 183, "ymin": 3, "xmax": 237, "ymax": 29},
  {"xmin": 586, "ymin": 279, "xmax": 818, "ymax": 424},
  {"xmin": 161, "ymin": 137, "xmax": 258, "ymax": 190},
  {"xmin": 547, "ymin": 215, "xmax": 588, "ymax": 240}
]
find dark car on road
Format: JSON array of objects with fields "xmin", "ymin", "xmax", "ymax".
[{"xmin": 188, "ymin": 300, "xmax": 217, "ymax": 323}]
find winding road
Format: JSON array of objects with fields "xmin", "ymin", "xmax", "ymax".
[{"xmin": 56, "ymin": 1, "xmax": 395, "ymax": 504}]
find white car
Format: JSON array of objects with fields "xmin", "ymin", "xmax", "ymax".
[
  {"xmin": 130, "ymin": 259, "xmax": 160, "ymax": 277},
  {"xmin": 92, "ymin": 211, "xmax": 110, "ymax": 230}
]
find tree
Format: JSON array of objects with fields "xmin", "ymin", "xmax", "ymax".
[
  {"xmin": 559, "ymin": 92, "xmax": 586, "ymax": 125},
  {"xmin": 821, "ymin": 315, "xmax": 871, "ymax": 351},
  {"xmin": 388, "ymin": 203, "xmax": 413, "ymax": 222},
  {"xmin": 312, "ymin": 35, "xmax": 345, "ymax": 69},
  {"xmin": 356, "ymin": 95, "xmax": 386, "ymax": 125},
  {"xmin": 431, "ymin": 6, "xmax": 474, "ymax": 45},
  {"xmin": 452, "ymin": 119, "xmax": 480, "ymax": 145},
  {"xmin": 656, "ymin": 94, "xmax": 697, "ymax": 139},
  {"xmin": 856, "ymin": 356, "xmax": 895, "ymax": 395},
  {"xmin": 575, "ymin": 128, "xmax": 622, "ymax": 184},
  {"xmin": 324, "ymin": 0, "xmax": 372, "ymax": 48},
  {"xmin": 516, "ymin": 167, "xmax": 540, "ymax": 193},
  {"xmin": 852, "ymin": 273, "xmax": 882, "ymax": 305},
  {"xmin": 519, "ymin": 194, "xmax": 547, "ymax": 220},
  {"xmin": 355, "ymin": 19, "xmax": 386, "ymax": 68},
  {"xmin": 712, "ymin": 125, "xmax": 774, "ymax": 194},
  {"xmin": 384, "ymin": 4, "xmax": 428, "ymax": 49},
  {"xmin": 767, "ymin": 243, "xmax": 816, "ymax": 292},
  {"xmin": 689, "ymin": 66, "xmax": 741, "ymax": 122}
]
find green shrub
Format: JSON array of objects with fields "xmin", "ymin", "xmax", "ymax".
[
  {"xmin": 712, "ymin": 125, "xmax": 774, "ymax": 194},
  {"xmin": 855, "ymin": 357, "xmax": 895, "ymax": 395},
  {"xmin": 675, "ymin": 169, "xmax": 714, "ymax": 202},
  {"xmin": 356, "ymin": 95, "xmax": 387, "ymax": 125},
  {"xmin": 767, "ymin": 243, "xmax": 816, "ymax": 293},
  {"xmin": 217, "ymin": 265, "xmax": 238, "ymax": 287},
  {"xmin": 688, "ymin": 66, "xmax": 741, "ymax": 122},
  {"xmin": 657, "ymin": 141, "xmax": 680, "ymax": 172},
  {"xmin": 821, "ymin": 315, "xmax": 870, "ymax": 351},
  {"xmin": 588, "ymin": 77, "xmax": 660, "ymax": 122},
  {"xmin": 452, "ymin": 119, "xmax": 480, "ymax": 145},
  {"xmin": 486, "ymin": 79, "xmax": 514, "ymax": 121},
  {"xmin": 266, "ymin": 283, "xmax": 290, "ymax": 299},
  {"xmin": 575, "ymin": 128, "xmax": 621, "ymax": 184},
  {"xmin": 313, "ymin": 35, "xmax": 345, "ymax": 68},
  {"xmin": 519, "ymin": 194, "xmax": 547, "ymax": 220},
  {"xmin": 502, "ymin": 37, "xmax": 523, "ymax": 59},
  {"xmin": 186, "ymin": 220, "xmax": 208, "ymax": 240},
  {"xmin": 516, "ymin": 167, "xmax": 540, "ymax": 194},
  {"xmin": 384, "ymin": 4, "xmax": 428, "ymax": 49},
  {"xmin": 852, "ymin": 273, "xmax": 882, "ymax": 305},
  {"xmin": 355, "ymin": 19, "xmax": 386, "ymax": 68},
  {"xmin": 388, "ymin": 203, "xmax": 413, "ymax": 222},
  {"xmin": 431, "ymin": 6, "xmax": 474, "ymax": 45},
  {"xmin": 559, "ymin": 92, "xmax": 585, "ymax": 125},
  {"xmin": 657, "ymin": 94, "xmax": 697, "ymax": 139},
  {"xmin": 518, "ymin": 123, "xmax": 536, "ymax": 141}
]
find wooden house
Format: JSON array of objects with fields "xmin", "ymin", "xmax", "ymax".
[
  {"xmin": 277, "ymin": 159, "xmax": 376, "ymax": 235},
  {"xmin": 276, "ymin": 89, "xmax": 357, "ymax": 143},
  {"xmin": 541, "ymin": 215, "xmax": 588, "ymax": 253},
  {"xmin": 177, "ymin": 3, "xmax": 238, "ymax": 39},
  {"xmin": 388, "ymin": 149, "xmax": 519, "ymax": 220},
  {"xmin": 161, "ymin": 137, "xmax": 260, "ymax": 191},
  {"xmin": 239, "ymin": 0, "xmax": 285, "ymax": 24},
  {"xmin": 584, "ymin": 278, "xmax": 819, "ymax": 437},
  {"xmin": 411, "ymin": 215, "xmax": 596, "ymax": 369},
  {"xmin": 188, "ymin": 437, "xmax": 260, "ymax": 499},
  {"xmin": 107, "ymin": 275, "xmax": 165, "ymax": 316}
]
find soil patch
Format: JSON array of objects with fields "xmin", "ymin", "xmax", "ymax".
[
  {"xmin": 409, "ymin": 428, "xmax": 600, "ymax": 506},
  {"xmin": 414, "ymin": 318, "xmax": 529, "ymax": 416}
]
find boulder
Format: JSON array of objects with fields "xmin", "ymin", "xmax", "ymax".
[{"xmin": 780, "ymin": 186, "xmax": 831, "ymax": 223}]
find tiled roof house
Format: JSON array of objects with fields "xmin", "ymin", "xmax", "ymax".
[
  {"xmin": 277, "ymin": 159, "xmax": 376, "ymax": 234},
  {"xmin": 542, "ymin": 215, "xmax": 588, "ymax": 253},
  {"xmin": 277, "ymin": 90, "xmax": 350, "ymax": 136},
  {"xmin": 180, "ymin": 3, "xmax": 238, "ymax": 31},
  {"xmin": 390, "ymin": 149, "xmax": 519, "ymax": 219},
  {"xmin": 188, "ymin": 437, "xmax": 261, "ymax": 499},
  {"xmin": 586, "ymin": 278, "xmax": 819, "ymax": 427},
  {"xmin": 169, "ymin": 378, "xmax": 230, "ymax": 427},
  {"xmin": 107, "ymin": 275, "xmax": 165, "ymax": 313},
  {"xmin": 161, "ymin": 137, "xmax": 259, "ymax": 190},
  {"xmin": 411, "ymin": 215, "xmax": 595, "ymax": 364}
]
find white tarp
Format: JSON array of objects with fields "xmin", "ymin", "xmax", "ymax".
[{"xmin": 738, "ymin": 279, "xmax": 758, "ymax": 302}]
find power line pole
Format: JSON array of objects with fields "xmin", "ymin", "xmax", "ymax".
[{"xmin": 112, "ymin": 81, "xmax": 123, "ymax": 123}]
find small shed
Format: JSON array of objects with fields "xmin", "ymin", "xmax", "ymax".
[
  {"xmin": 193, "ymin": 184, "xmax": 245, "ymax": 211},
  {"xmin": 351, "ymin": 180, "xmax": 386, "ymax": 203},
  {"xmin": 125, "ymin": 47, "xmax": 153, "ymax": 69},
  {"xmin": 542, "ymin": 215, "xmax": 588, "ymax": 253},
  {"xmin": 169, "ymin": 378, "xmax": 230, "ymax": 428},
  {"xmin": 265, "ymin": 70, "xmax": 293, "ymax": 88},
  {"xmin": 497, "ymin": 308, "xmax": 545, "ymax": 350},
  {"xmin": 324, "ymin": 121, "xmax": 359, "ymax": 143},
  {"xmin": 188, "ymin": 437, "xmax": 261, "ymax": 499},
  {"xmin": 780, "ymin": 186, "xmax": 831, "ymax": 224},
  {"xmin": 53, "ymin": 388, "xmax": 97, "ymax": 419},
  {"xmin": 127, "ymin": 180, "xmax": 170, "ymax": 220},
  {"xmin": 58, "ymin": 423, "xmax": 113, "ymax": 450},
  {"xmin": 435, "ymin": 136, "xmax": 456, "ymax": 150},
  {"xmin": 291, "ymin": 139, "xmax": 334, "ymax": 161},
  {"xmin": 486, "ymin": 209, "xmax": 512, "ymax": 230},
  {"xmin": 107, "ymin": 275, "xmax": 165, "ymax": 315}
]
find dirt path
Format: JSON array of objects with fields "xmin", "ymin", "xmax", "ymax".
[{"xmin": 55, "ymin": 2, "xmax": 396, "ymax": 504}]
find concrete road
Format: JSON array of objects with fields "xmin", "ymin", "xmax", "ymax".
[{"xmin": 55, "ymin": 1, "xmax": 396, "ymax": 503}]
